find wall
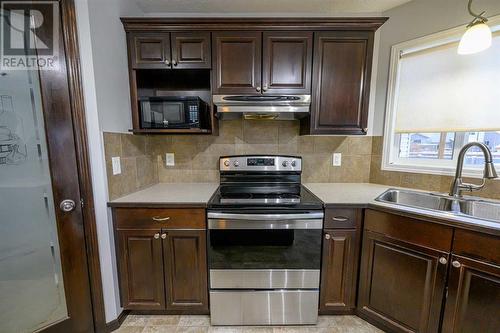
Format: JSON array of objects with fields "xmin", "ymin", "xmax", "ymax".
[
  {"xmin": 75, "ymin": 0, "xmax": 142, "ymax": 323},
  {"xmin": 372, "ymin": 0, "xmax": 500, "ymax": 135},
  {"xmin": 103, "ymin": 120, "xmax": 374, "ymax": 200}
]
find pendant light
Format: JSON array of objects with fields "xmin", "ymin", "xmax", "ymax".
[{"xmin": 458, "ymin": 0, "xmax": 492, "ymax": 55}]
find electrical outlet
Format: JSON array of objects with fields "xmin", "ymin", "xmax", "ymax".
[
  {"xmin": 165, "ymin": 153, "xmax": 175, "ymax": 166},
  {"xmin": 111, "ymin": 156, "xmax": 121, "ymax": 175},
  {"xmin": 332, "ymin": 153, "xmax": 342, "ymax": 166}
]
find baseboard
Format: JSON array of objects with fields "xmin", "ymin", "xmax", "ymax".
[{"xmin": 105, "ymin": 310, "xmax": 130, "ymax": 332}]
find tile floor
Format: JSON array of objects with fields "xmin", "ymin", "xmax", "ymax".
[{"xmin": 114, "ymin": 315, "xmax": 384, "ymax": 332}]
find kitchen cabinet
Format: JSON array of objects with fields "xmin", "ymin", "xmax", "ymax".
[
  {"xmin": 129, "ymin": 32, "xmax": 210, "ymax": 69},
  {"xmin": 442, "ymin": 229, "xmax": 500, "ymax": 333},
  {"xmin": 113, "ymin": 207, "xmax": 208, "ymax": 313},
  {"xmin": 163, "ymin": 230, "xmax": 208, "ymax": 312},
  {"xmin": 320, "ymin": 208, "xmax": 362, "ymax": 314},
  {"xmin": 116, "ymin": 229, "xmax": 165, "ymax": 310},
  {"xmin": 358, "ymin": 209, "xmax": 453, "ymax": 333},
  {"xmin": 301, "ymin": 31, "xmax": 375, "ymax": 135},
  {"xmin": 212, "ymin": 31, "xmax": 313, "ymax": 94}
]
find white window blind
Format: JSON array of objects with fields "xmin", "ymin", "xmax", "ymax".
[{"xmin": 394, "ymin": 33, "xmax": 500, "ymax": 133}]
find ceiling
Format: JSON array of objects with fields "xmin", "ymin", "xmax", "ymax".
[{"xmin": 136, "ymin": 0, "xmax": 412, "ymax": 15}]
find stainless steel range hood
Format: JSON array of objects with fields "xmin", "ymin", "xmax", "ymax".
[{"xmin": 213, "ymin": 95, "xmax": 310, "ymax": 120}]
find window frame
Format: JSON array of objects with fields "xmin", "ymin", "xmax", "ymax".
[{"xmin": 382, "ymin": 15, "xmax": 500, "ymax": 179}]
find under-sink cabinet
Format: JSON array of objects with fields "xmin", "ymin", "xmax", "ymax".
[
  {"xmin": 319, "ymin": 208, "xmax": 362, "ymax": 314},
  {"xmin": 358, "ymin": 209, "xmax": 500, "ymax": 333},
  {"xmin": 112, "ymin": 207, "xmax": 209, "ymax": 313}
]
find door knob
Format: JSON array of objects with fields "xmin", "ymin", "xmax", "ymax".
[
  {"xmin": 256, "ymin": 86, "xmax": 261, "ymax": 92},
  {"xmin": 164, "ymin": 59, "xmax": 170, "ymax": 66},
  {"xmin": 172, "ymin": 60, "xmax": 178, "ymax": 66},
  {"xmin": 262, "ymin": 85, "xmax": 268, "ymax": 92},
  {"xmin": 452, "ymin": 260, "xmax": 461, "ymax": 268},
  {"xmin": 439, "ymin": 257, "xmax": 448, "ymax": 265},
  {"xmin": 161, "ymin": 233, "xmax": 167, "ymax": 239},
  {"xmin": 325, "ymin": 234, "xmax": 331, "ymax": 240},
  {"xmin": 154, "ymin": 233, "xmax": 160, "ymax": 239},
  {"xmin": 59, "ymin": 199, "xmax": 76, "ymax": 212}
]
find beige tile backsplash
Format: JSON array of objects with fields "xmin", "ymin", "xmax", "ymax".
[{"xmin": 103, "ymin": 124, "xmax": 499, "ymax": 201}]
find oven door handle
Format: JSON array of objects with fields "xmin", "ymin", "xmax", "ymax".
[
  {"xmin": 207, "ymin": 212, "xmax": 324, "ymax": 230},
  {"xmin": 207, "ymin": 212, "xmax": 324, "ymax": 220}
]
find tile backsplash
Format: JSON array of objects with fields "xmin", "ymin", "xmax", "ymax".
[
  {"xmin": 103, "ymin": 119, "xmax": 373, "ymax": 199},
  {"xmin": 103, "ymin": 125, "xmax": 500, "ymax": 201}
]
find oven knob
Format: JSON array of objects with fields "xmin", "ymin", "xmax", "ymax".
[
  {"xmin": 223, "ymin": 160, "xmax": 230, "ymax": 167},
  {"xmin": 234, "ymin": 161, "xmax": 240, "ymax": 167},
  {"xmin": 282, "ymin": 161, "xmax": 289, "ymax": 167},
  {"xmin": 291, "ymin": 160, "xmax": 296, "ymax": 167}
]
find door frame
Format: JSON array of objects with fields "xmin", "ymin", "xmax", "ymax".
[{"xmin": 58, "ymin": 0, "xmax": 106, "ymax": 331}]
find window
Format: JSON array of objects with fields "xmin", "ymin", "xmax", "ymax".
[{"xmin": 383, "ymin": 15, "xmax": 500, "ymax": 177}]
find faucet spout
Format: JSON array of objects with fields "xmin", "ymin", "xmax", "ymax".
[{"xmin": 449, "ymin": 142, "xmax": 498, "ymax": 197}]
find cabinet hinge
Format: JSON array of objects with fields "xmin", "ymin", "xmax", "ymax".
[{"xmin": 80, "ymin": 198, "xmax": 84, "ymax": 208}]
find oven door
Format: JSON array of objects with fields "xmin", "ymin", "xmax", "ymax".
[{"xmin": 207, "ymin": 211, "xmax": 323, "ymax": 288}]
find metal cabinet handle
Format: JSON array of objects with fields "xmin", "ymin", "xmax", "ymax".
[
  {"xmin": 452, "ymin": 260, "xmax": 461, "ymax": 268},
  {"xmin": 154, "ymin": 233, "xmax": 160, "ymax": 239},
  {"xmin": 262, "ymin": 85, "xmax": 268, "ymax": 92},
  {"xmin": 256, "ymin": 86, "xmax": 261, "ymax": 92},
  {"xmin": 161, "ymin": 233, "xmax": 167, "ymax": 239},
  {"xmin": 164, "ymin": 59, "xmax": 170, "ymax": 66},
  {"xmin": 439, "ymin": 257, "xmax": 448, "ymax": 265},
  {"xmin": 152, "ymin": 216, "xmax": 170, "ymax": 222},
  {"xmin": 325, "ymin": 234, "xmax": 331, "ymax": 240},
  {"xmin": 172, "ymin": 59, "xmax": 177, "ymax": 66},
  {"xmin": 332, "ymin": 216, "xmax": 349, "ymax": 222}
]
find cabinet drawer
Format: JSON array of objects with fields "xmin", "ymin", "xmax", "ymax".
[
  {"xmin": 114, "ymin": 208, "xmax": 205, "ymax": 230},
  {"xmin": 324, "ymin": 208, "xmax": 360, "ymax": 229},
  {"xmin": 453, "ymin": 229, "xmax": 500, "ymax": 265}
]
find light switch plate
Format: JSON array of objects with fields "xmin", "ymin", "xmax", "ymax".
[
  {"xmin": 332, "ymin": 153, "xmax": 342, "ymax": 166},
  {"xmin": 165, "ymin": 153, "xmax": 175, "ymax": 166},
  {"xmin": 111, "ymin": 156, "xmax": 121, "ymax": 175}
]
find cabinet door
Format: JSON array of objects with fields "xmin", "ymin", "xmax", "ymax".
[
  {"xmin": 307, "ymin": 31, "xmax": 374, "ymax": 135},
  {"xmin": 320, "ymin": 229, "xmax": 359, "ymax": 314},
  {"xmin": 262, "ymin": 32, "xmax": 312, "ymax": 94},
  {"xmin": 212, "ymin": 32, "xmax": 262, "ymax": 94},
  {"xmin": 442, "ymin": 255, "xmax": 500, "ymax": 333},
  {"xmin": 358, "ymin": 231, "xmax": 448, "ymax": 333},
  {"xmin": 163, "ymin": 230, "xmax": 209, "ymax": 313},
  {"xmin": 129, "ymin": 33, "xmax": 171, "ymax": 69},
  {"xmin": 171, "ymin": 32, "xmax": 211, "ymax": 69},
  {"xmin": 117, "ymin": 229, "xmax": 165, "ymax": 310}
]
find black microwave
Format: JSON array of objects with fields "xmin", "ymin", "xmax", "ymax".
[{"xmin": 139, "ymin": 96, "xmax": 209, "ymax": 129}]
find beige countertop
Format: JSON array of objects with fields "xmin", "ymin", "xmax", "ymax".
[
  {"xmin": 108, "ymin": 183, "xmax": 219, "ymax": 207},
  {"xmin": 304, "ymin": 183, "xmax": 391, "ymax": 206}
]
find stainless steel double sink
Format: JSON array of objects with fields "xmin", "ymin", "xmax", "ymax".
[{"xmin": 376, "ymin": 189, "xmax": 500, "ymax": 224}]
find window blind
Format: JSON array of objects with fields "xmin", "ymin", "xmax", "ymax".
[{"xmin": 394, "ymin": 33, "xmax": 500, "ymax": 133}]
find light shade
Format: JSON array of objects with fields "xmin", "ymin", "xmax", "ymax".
[{"xmin": 458, "ymin": 22, "xmax": 492, "ymax": 55}]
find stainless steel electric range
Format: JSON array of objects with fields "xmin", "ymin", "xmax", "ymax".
[{"xmin": 207, "ymin": 155, "xmax": 324, "ymax": 326}]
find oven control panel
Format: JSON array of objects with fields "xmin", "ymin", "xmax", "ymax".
[{"xmin": 220, "ymin": 156, "xmax": 301, "ymax": 171}]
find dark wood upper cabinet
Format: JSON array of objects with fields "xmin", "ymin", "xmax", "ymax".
[
  {"xmin": 163, "ymin": 230, "xmax": 209, "ymax": 312},
  {"xmin": 117, "ymin": 229, "xmax": 165, "ymax": 310},
  {"xmin": 442, "ymin": 255, "xmax": 500, "ymax": 333},
  {"xmin": 301, "ymin": 31, "xmax": 374, "ymax": 135},
  {"xmin": 262, "ymin": 32, "xmax": 312, "ymax": 94},
  {"xmin": 320, "ymin": 229, "xmax": 359, "ymax": 314},
  {"xmin": 129, "ymin": 33, "xmax": 171, "ymax": 69},
  {"xmin": 212, "ymin": 31, "xmax": 262, "ymax": 94},
  {"xmin": 171, "ymin": 32, "xmax": 211, "ymax": 69}
]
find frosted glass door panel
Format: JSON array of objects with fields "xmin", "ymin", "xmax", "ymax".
[{"xmin": 0, "ymin": 63, "xmax": 68, "ymax": 332}]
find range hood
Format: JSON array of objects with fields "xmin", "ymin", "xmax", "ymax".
[{"xmin": 213, "ymin": 95, "xmax": 310, "ymax": 120}]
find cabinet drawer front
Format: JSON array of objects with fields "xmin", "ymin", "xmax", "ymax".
[
  {"xmin": 364, "ymin": 209, "xmax": 453, "ymax": 252},
  {"xmin": 114, "ymin": 208, "xmax": 205, "ymax": 229},
  {"xmin": 324, "ymin": 208, "xmax": 360, "ymax": 229},
  {"xmin": 453, "ymin": 229, "xmax": 500, "ymax": 265}
]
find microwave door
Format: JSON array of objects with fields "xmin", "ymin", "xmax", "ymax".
[{"xmin": 163, "ymin": 102, "xmax": 185, "ymax": 127}]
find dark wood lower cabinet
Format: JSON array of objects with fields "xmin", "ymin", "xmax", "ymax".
[
  {"xmin": 320, "ymin": 229, "xmax": 359, "ymax": 314},
  {"xmin": 358, "ymin": 230, "xmax": 449, "ymax": 333},
  {"xmin": 163, "ymin": 230, "xmax": 209, "ymax": 312},
  {"xmin": 442, "ymin": 255, "xmax": 500, "ymax": 333},
  {"xmin": 117, "ymin": 230, "xmax": 166, "ymax": 310}
]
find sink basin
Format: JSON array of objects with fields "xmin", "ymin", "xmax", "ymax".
[{"xmin": 376, "ymin": 189, "xmax": 500, "ymax": 223}]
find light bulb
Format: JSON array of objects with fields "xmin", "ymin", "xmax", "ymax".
[{"xmin": 458, "ymin": 22, "xmax": 492, "ymax": 55}]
